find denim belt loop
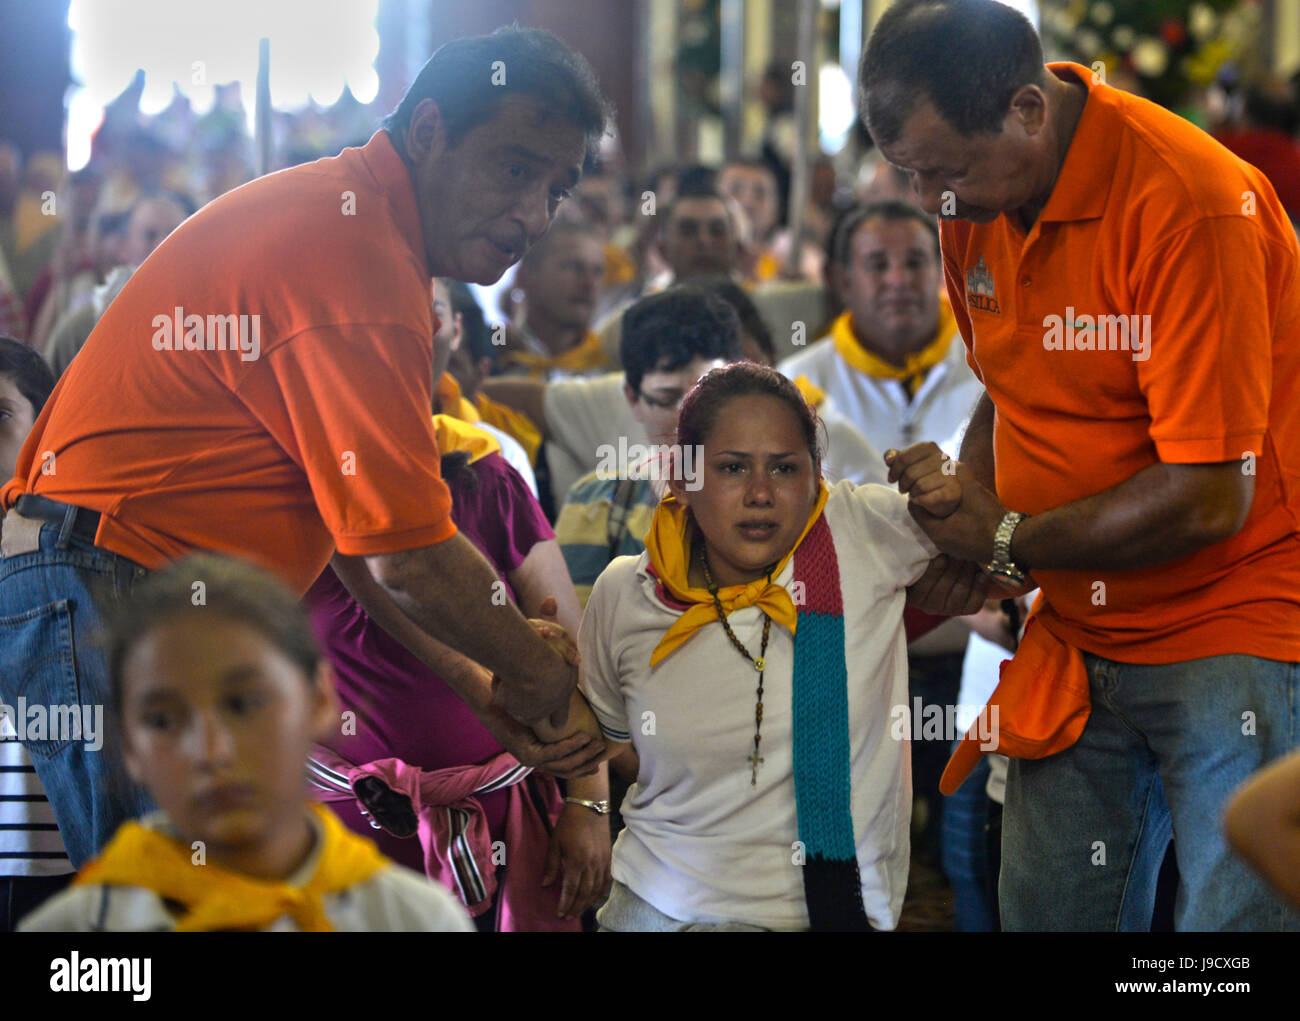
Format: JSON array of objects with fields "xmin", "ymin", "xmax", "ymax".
[{"xmin": 53, "ymin": 504, "xmax": 77, "ymax": 550}]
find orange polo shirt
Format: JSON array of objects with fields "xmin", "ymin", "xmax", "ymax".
[
  {"xmin": 942, "ymin": 63, "xmax": 1300, "ymax": 663},
  {"xmin": 2, "ymin": 131, "xmax": 456, "ymax": 594}
]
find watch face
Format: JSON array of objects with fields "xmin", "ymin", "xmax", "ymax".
[{"xmin": 990, "ymin": 568, "xmax": 1025, "ymax": 586}]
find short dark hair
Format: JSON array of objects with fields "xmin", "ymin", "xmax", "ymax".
[
  {"xmin": 675, "ymin": 165, "xmax": 719, "ymax": 196},
  {"xmin": 446, "ymin": 280, "xmax": 495, "ymax": 367},
  {"xmin": 620, "ymin": 286, "xmax": 742, "ymax": 396},
  {"xmin": 677, "ymin": 362, "xmax": 823, "ymax": 479},
  {"xmin": 0, "ymin": 336, "xmax": 56, "ymax": 414},
  {"xmin": 382, "ymin": 26, "xmax": 612, "ymax": 164},
  {"xmin": 104, "ymin": 555, "xmax": 322, "ymax": 716},
  {"xmin": 829, "ymin": 199, "xmax": 940, "ymax": 268},
  {"xmin": 860, "ymin": 0, "xmax": 1045, "ymax": 147},
  {"xmin": 691, "ymin": 275, "xmax": 774, "ymax": 361},
  {"xmin": 662, "ymin": 188, "xmax": 732, "ymax": 234}
]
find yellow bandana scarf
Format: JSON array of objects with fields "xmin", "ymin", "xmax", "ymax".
[
  {"xmin": 473, "ymin": 393, "xmax": 542, "ymax": 465},
  {"xmin": 645, "ymin": 482, "xmax": 830, "ymax": 667},
  {"xmin": 791, "ymin": 374, "xmax": 827, "ymax": 409},
  {"xmin": 433, "ymin": 413, "xmax": 501, "ymax": 464},
  {"xmin": 435, "ymin": 372, "xmax": 482, "ymax": 423},
  {"xmin": 507, "ymin": 331, "xmax": 607, "ymax": 378},
  {"xmin": 74, "ymin": 805, "xmax": 389, "ymax": 932},
  {"xmin": 830, "ymin": 293, "xmax": 957, "ymax": 397}
]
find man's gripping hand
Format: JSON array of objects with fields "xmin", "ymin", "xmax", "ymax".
[{"xmin": 885, "ymin": 442, "xmax": 961, "ymax": 518}]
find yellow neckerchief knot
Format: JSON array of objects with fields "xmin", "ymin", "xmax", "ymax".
[
  {"xmin": 435, "ymin": 372, "xmax": 482, "ymax": 423},
  {"xmin": 830, "ymin": 291, "xmax": 957, "ymax": 397},
  {"xmin": 645, "ymin": 482, "xmax": 829, "ymax": 667},
  {"xmin": 432, "ymin": 413, "xmax": 501, "ymax": 464},
  {"xmin": 791, "ymin": 374, "xmax": 826, "ymax": 409},
  {"xmin": 506, "ymin": 330, "xmax": 608, "ymax": 377},
  {"xmin": 74, "ymin": 804, "xmax": 389, "ymax": 932},
  {"xmin": 755, "ymin": 249, "xmax": 780, "ymax": 282},
  {"xmin": 473, "ymin": 392, "xmax": 542, "ymax": 465}
]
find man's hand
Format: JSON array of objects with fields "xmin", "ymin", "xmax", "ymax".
[
  {"xmin": 906, "ymin": 555, "xmax": 992, "ymax": 616},
  {"xmin": 496, "ymin": 595, "xmax": 579, "ymax": 730},
  {"xmin": 963, "ymin": 596, "xmax": 1029, "ymax": 652},
  {"xmin": 885, "ymin": 442, "xmax": 962, "ymax": 517},
  {"xmin": 903, "ymin": 458, "xmax": 1008, "ymax": 565},
  {"xmin": 476, "ymin": 699, "xmax": 605, "ymax": 780},
  {"xmin": 528, "ymin": 595, "xmax": 580, "ymax": 668}
]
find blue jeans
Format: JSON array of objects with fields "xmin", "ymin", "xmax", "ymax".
[
  {"xmin": 0, "ymin": 518, "xmax": 154, "ymax": 867},
  {"xmin": 1000, "ymin": 652, "xmax": 1300, "ymax": 931},
  {"xmin": 940, "ymin": 748, "xmax": 997, "ymax": 931}
]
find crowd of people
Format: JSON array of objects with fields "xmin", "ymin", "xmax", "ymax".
[{"xmin": 1, "ymin": 0, "xmax": 1299, "ymax": 933}]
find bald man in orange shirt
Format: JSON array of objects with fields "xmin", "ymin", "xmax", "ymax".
[{"xmin": 865, "ymin": 0, "xmax": 1300, "ymax": 931}]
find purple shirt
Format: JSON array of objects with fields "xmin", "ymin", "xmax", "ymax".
[{"xmin": 304, "ymin": 452, "xmax": 554, "ymax": 870}]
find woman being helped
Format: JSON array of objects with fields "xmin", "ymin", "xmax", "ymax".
[{"xmin": 580, "ymin": 362, "xmax": 963, "ymax": 931}]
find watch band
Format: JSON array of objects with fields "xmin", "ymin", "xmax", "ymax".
[
  {"xmin": 987, "ymin": 510, "xmax": 1028, "ymax": 583},
  {"xmin": 563, "ymin": 797, "xmax": 611, "ymax": 815}
]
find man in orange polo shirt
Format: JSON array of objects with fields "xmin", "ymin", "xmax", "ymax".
[
  {"xmin": 0, "ymin": 27, "xmax": 612, "ymax": 868},
  {"xmin": 864, "ymin": 0, "xmax": 1300, "ymax": 930}
]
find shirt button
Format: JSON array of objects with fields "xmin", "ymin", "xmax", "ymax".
[{"xmin": 1020, "ymin": 275, "xmax": 1031, "ymax": 287}]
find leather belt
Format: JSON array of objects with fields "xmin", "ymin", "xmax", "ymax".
[{"xmin": 1, "ymin": 494, "xmax": 102, "ymax": 557}]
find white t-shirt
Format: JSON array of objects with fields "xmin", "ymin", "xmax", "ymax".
[
  {"xmin": 579, "ymin": 481, "xmax": 937, "ymax": 930},
  {"xmin": 779, "ymin": 332, "xmax": 984, "ymax": 455},
  {"xmin": 18, "ymin": 811, "xmax": 474, "ymax": 932},
  {"xmin": 476, "ymin": 420, "xmax": 538, "ymax": 497}
]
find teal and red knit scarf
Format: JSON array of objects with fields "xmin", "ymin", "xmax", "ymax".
[{"xmin": 791, "ymin": 512, "xmax": 874, "ymax": 931}]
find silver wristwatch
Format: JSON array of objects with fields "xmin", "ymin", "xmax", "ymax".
[
  {"xmin": 563, "ymin": 797, "xmax": 611, "ymax": 815},
  {"xmin": 986, "ymin": 511, "xmax": 1028, "ymax": 585}
]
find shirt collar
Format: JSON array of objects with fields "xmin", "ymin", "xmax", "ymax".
[
  {"xmin": 356, "ymin": 130, "xmax": 429, "ymax": 277},
  {"xmin": 1036, "ymin": 62, "xmax": 1121, "ymax": 224}
]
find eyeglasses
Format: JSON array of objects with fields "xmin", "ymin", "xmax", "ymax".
[{"xmin": 637, "ymin": 391, "xmax": 685, "ymax": 410}]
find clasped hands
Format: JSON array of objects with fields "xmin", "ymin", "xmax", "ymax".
[
  {"xmin": 886, "ymin": 442, "xmax": 1033, "ymax": 615},
  {"xmin": 482, "ymin": 597, "xmax": 606, "ymax": 780}
]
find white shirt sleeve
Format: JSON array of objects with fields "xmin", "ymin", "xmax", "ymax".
[
  {"xmin": 577, "ymin": 557, "xmax": 636, "ymax": 744},
  {"xmin": 820, "ymin": 408, "xmax": 889, "ymax": 487},
  {"xmin": 474, "ymin": 422, "xmax": 538, "ymax": 496},
  {"xmin": 834, "ymin": 481, "xmax": 938, "ymax": 588}
]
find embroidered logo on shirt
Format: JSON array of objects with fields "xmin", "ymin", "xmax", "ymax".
[{"xmin": 965, "ymin": 257, "xmax": 1001, "ymax": 314}]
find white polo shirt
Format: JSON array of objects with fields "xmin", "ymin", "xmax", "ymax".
[
  {"xmin": 579, "ymin": 481, "xmax": 936, "ymax": 930},
  {"xmin": 779, "ymin": 331, "xmax": 983, "ymax": 454}
]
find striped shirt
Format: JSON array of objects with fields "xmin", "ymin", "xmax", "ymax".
[
  {"xmin": 0, "ymin": 708, "xmax": 73, "ymax": 876},
  {"xmin": 556, "ymin": 465, "xmax": 663, "ymax": 610}
]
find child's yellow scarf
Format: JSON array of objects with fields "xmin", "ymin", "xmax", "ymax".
[
  {"xmin": 75, "ymin": 804, "xmax": 389, "ymax": 931},
  {"xmin": 644, "ymin": 483, "xmax": 829, "ymax": 667}
]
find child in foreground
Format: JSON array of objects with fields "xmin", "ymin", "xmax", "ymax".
[{"xmin": 20, "ymin": 555, "xmax": 473, "ymax": 932}]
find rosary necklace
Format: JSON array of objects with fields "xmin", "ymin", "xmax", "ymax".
[{"xmin": 698, "ymin": 543, "xmax": 774, "ymax": 786}]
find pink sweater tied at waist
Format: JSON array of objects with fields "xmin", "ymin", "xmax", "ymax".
[{"xmin": 308, "ymin": 746, "xmax": 580, "ymax": 932}]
